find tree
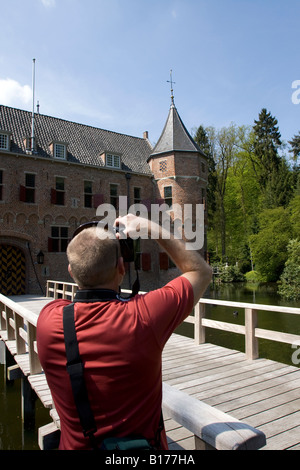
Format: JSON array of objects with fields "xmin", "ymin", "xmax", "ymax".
[
  {"xmin": 249, "ymin": 207, "xmax": 292, "ymax": 282},
  {"xmin": 207, "ymin": 124, "xmax": 239, "ymax": 257},
  {"xmin": 252, "ymin": 108, "xmax": 282, "ymax": 185},
  {"xmin": 193, "ymin": 125, "xmax": 217, "ymax": 219},
  {"xmin": 278, "ymin": 239, "xmax": 300, "ymax": 300},
  {"xmin": 288, "ymin": 132, "xmax": 300, "ymax": 161}
]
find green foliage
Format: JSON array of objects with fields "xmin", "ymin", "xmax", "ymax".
[
  {"xmin": 245, "ymin": 270, "xmax": 264, "ymax": 283},
  {"xmin": 215, "ymin": 264, "xmax": 245, "ymax": 283},
  {"xmin": 249, "ymin": 207, "xmax": 292, "ymax": 282},
  {"xmin": 278, "ymin": 239, "xmax": 300, "ymax": 300},
  {"xmin": 195, "ymin": 109, "xmax": 299, "ymax": 287}
]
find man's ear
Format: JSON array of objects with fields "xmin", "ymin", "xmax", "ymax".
[
  {"xmin": 68, "ymin": 264, "xmax": 74, "ymax": 280},
  {"xmin": 118, "ymin": 257, "xmax": 126, "ymax": 277}
]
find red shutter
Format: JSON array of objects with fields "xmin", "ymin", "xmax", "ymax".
[
  {"xmin": 51, "ymin": 188, "xmax": 57, "ymax": 204},
  {"xmin": 93, "ymin": 193, "xmax": 104, "ymax": 208},
  {"xmin": 141, "ymin": 199, "xmax": 151, "ymax": 212},
  {"xmin": 141, "ymin": 253, "xmax": 151, "ymax": 271},
  {"xmin": 159, "ymin": 252, "xmax": 169, "ymax": 270},
  {"xmin": 155, "ymin": 198, "xmax": 165, "ymax": 205},
  {"xmin": 19, "ymin": 185, "xmax": 26, "ymax": 202}
]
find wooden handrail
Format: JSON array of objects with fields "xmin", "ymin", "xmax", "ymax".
[
  {"xmin": 46, "ymin": 280, "xmax": 300, "ymax": 360},
  {"xmin": 162, "ymin": 383, "xmax": 266, "ymax": 450}
]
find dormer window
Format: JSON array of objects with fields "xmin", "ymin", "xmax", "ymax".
[
  {"xmin": 106, "ymin": 153, "xmax": 121, "ymax": 169},
  {"xmin": 0, "ymin": 132, "xmax": 11, "ymax": 151},
  {"xmin": 50, "ymin": 141, "xmax": 67, "ymax": 160},
  {"xmin": 54, "ymin": 143, "xmax": 67, "ymax": 159}
]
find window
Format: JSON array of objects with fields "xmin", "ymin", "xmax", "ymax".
[
  {"xmin": 25, "ymin": 173, "xmax": 35, "ymax": 203},
  {"xmin": 164, "ymin": 186, "xmax": 172, "ymax": 207},
  {"xmin": 0, "ymin": 133, "xmax": 9, "ymax": 151},
  {"xmin": 110, "ymin": 184, "xmax": 118, "ymax": 209},
  {"xmin": 0, "ymin": 170, "xmax": 3, "ymax": 200},
  {"xmin": 54, "ymin": 143, "xmax": 66, "ymax": 160},
  {"xmin": 84, "ymin": 180, "xmax": 93, "ymax": 208},
  {"xmin": 159, "ymin": 160, "xmax": 167, "ymax": 172},
  {"xmin": 106, "ymin": 154, "xmax": 121, "ymax": 169},
  {"xmin": 56, "ymin": 177, "xmax": 65, "ymax": 205},
  {"xmin": 48, "ymin": 226, "xmax": 69, "ymax": 252},
  {"xmin": 20, "ymin": 173, "xmax": 36, "ymax": 203},
  {"xmin": 51, "ymin": 177, "xmax": 65, "ymax": 205},
  {"xmin": 134, "ymin": 187, "xmax": 141, "ymax": 204}
]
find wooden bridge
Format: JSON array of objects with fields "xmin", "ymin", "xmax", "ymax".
[{"xmin": 0, "ymin": 280, "xmax": 300, "ymax": 451}]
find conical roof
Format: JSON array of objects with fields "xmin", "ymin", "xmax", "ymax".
[{"xmin": 149, "ymin": 103, "xmax": 205, "ymax": 158}]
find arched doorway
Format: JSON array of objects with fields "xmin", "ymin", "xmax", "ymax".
[{"xmin": 0, "ymin": 245, "xmax": 26, "ymax": 295}]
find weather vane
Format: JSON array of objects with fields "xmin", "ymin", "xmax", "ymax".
[{"xmin": 167, "ymin": 69, "xmax": 175, "ymax": 105}]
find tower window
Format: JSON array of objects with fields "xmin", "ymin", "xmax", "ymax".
[
  {"xmin": 159, "ymin": 160, "xmax": 167, "ymax": 172},
  {"xmin": 164, "ymin": 186, "xmax": 172, "ymax": 207}
]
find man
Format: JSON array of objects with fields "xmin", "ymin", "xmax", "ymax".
[{"xmin": 37, "ymin": 214, "xmax": 212, "ymax": 450}]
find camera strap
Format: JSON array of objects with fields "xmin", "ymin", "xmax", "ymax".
[
  {"xmin": 63, "ymin": 302, "xmax": 98, "ymax": 449},
  {"xmin": 63, "ymin": 300, "xmax": 164, "ymax": 450}
]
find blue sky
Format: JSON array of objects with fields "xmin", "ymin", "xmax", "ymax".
[{"xmin": 1, "ymin": 0, "xmax": 300, "ymax": 151}]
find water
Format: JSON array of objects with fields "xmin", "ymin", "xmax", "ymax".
[
  {"xmin": 176, "ymin": 282, "xmax": 300, "ymax": 367},
  {"xmin": 0, "ymin": 283, "xmax": 299, "ymax": 450}
]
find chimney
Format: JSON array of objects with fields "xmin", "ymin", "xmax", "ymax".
[{"xmin": 143, "ymin": 131, "xmax": 149, "ymax": 140}]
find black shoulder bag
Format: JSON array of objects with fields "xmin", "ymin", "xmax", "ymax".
[{"xmin": 63, "ymin": 302, "xmax": 163, "ymax": 450}]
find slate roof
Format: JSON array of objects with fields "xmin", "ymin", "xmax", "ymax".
[
  {"xmin": 150, "ymin": 103, "xmax": 205, "ymax": 158},
  {"xmin": 0, "ymin": 105, "xmax": 153, "ymax": 175}
]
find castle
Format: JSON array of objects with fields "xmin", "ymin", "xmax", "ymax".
[{"xmin": 0, "ymin": 98, "xmax": 208, "ymax": 295}]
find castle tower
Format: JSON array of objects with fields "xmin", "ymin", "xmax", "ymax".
[{"xmin": 147, "ymin": 96, "xmax": 208, "ymax": 254}]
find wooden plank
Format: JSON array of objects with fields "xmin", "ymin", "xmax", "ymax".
[
  {"xmin": 244, "ymin": 398, "xmax": 300, "ymax": 427},
  {"xmin": 199, "ymin": 370, "xmax": 300, "ymax": 407}
]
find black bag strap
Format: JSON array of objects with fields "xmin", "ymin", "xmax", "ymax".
[
  {"xmin": 63, "ymin": 303, "xmax": 98, "ymax": 449},
  {"xmin": 63, "ymin": 300, "xmax": 164, "ymax": 450}
]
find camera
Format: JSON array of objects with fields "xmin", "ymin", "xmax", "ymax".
[{"xmin": 72, "ymin": 221, "xmax": 135, "ymax": 263}]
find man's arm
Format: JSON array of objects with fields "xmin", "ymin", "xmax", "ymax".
[{"xmin": 115, "ymin": 214, "xmax": 212, "ymax": 305}]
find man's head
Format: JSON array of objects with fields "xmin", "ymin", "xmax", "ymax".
[{"xmin": 67, "ymin": 226, "xmax": 124, "ymax": 289}]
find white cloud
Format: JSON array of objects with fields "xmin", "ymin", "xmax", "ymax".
[
  {"xmin": 40, "ymin": 0, "xmax": 56, "ymax": 8},
  {"xmin": 0, "ymin": 78, "xmax": 32, "ymax": 108}
]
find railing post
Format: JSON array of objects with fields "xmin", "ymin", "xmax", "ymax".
[
  {"xmin": 27, "ymin": 322, "xmax": 42, "ymax": 375},
  {"xmin": 6, "ymin": 307, "xmax": 15, "ymax": 340},
  {"xmin": 15, "ymin": 312, "xmax": 26, "ymax": 355},
  {"xmin": 0, "ymin": 301, "xmax": 6, "ymax": 330},
  {"xmin": 245, "ymin": 308, "xmax": 259, "ymax": 360},
  {"xmin": 194, "ymin": 302, "xmax": 206, "ymax": 345}
]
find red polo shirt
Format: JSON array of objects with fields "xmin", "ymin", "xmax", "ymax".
[{"xmin": 37, "ymin": 276, "xmax": 194, "ymax": 450}]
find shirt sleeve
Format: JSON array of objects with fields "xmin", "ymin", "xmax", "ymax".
[{"xmin": 137, "ymin": 276, "xmax": 194, "ymax": 348}]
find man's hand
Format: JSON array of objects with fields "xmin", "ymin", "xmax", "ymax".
[{"xmin": 114, "ymin": 213, "xmax": 212, "ymax": 304}]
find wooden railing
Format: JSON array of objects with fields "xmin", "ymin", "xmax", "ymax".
[
  {"xmin": 46, "ymin": 280, "xmax": 300, "ymax": 361},
  {"xmin": 0, "ymin": 286, "xmax": 267, "ymax": 450},
  {"xmin": 193, "ymin": 299, "xmax": 300, "ymax": 360},
  {"xmin": 0, "ymin": 294, "xmax": 41, "ymax": 376}
]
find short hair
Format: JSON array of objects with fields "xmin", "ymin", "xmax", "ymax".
[{"xmin": 67, "ymin": 227, "xmax": 119, "ymax": 289}]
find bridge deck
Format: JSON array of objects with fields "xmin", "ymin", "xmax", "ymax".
[{"xmin": 2, "ymin": 295, "xmax": 300, "ymax": 450}]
